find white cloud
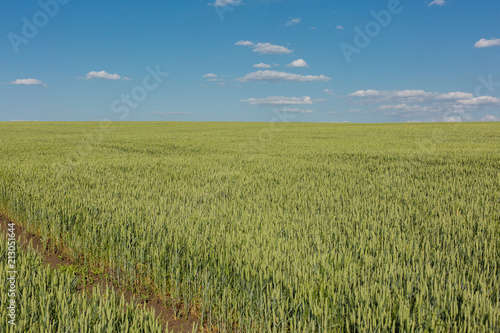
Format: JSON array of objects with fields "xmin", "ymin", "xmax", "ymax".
[
  {"xmin": 336, "ymin": 26, "xmax": 344, "ymax": 30},
  {"xmin": 429, "ymin": 0, "xmax": 445, "ymax": 6},
  {"xmin": 236, "ymin": 41, "xmax": 293, "ymax": 54},
  {"xmin": 241, "ymin": 96, "xmax": 313, "ymax": 106},
  {"xmin": 253, "ymin": 63, "xmax": 272, "ymax": 68},
  {"xmin": 237, "ymin": 70, "xmax": 330, "ymax": 82},
  {"xmin": 203, "ymin": 73, "xmax": 218, "ymax": 78},
  {"xmin": 323, "ymin": 89, "xmax": 335, "ymax": 95},
  {"xmin": 286, "ymin": 59, "xmax": 309, "ymax": 68},
  {"xmin": 7, "ymin": 78, "xmax": 48, "ymax": 87},
  {"xmin": 276, "ymin": 107, "xmax": 314, "ymax": 114},
  {"xmin": 350, "ymin": 89, "xmax": 430, "ymax": 98},
  {"xmin": 457, "ymin": 96, "xmax": 500, "ymax": 106},
  {"xmin": 443, "ymin": 115, "xmax": 462, "ymax": 122},
  {"xmin": 203, "ymin": 73, "xmax": 224, "ymax": 82},
  {"xmin": 235, "ymin": 40, "xmax": 255, "ymax": 47},
  {"xmin": 474, "ymin": 38, "xmax": 500, "ymax": 48},
  {"xmin": 349, "ymin": 89, "xmax": 430, "ymax": 104},
  {"xmin": 348, "ymin": 89, "xmax": 474, "ymax": 104},
  {"xmin": 435, "ymin": 92, "xmax": 474, "ymax": 100},
  {"xmin": 378, "ymin": 104, "xmax": 422, "ymax": 111},
  {"xmin": 313, "ymin": 98, "xmax": 327, "ymax": 103},
  {"xmin": 84, "ymin": 71, "xmax": 122, "ymax": 80},
  {"xmin": 481, "ymin": 115, "xmax": 499, "ymax": 121},
  {"xmin": 377, "ymin": 104, "xmax": 442, "ymax": 116},
  {"xmin": 148, "ymin": 111, "xmax": 190, "ymax": 115},
  {"xmin": 285, "ymin": 18, "xmax": 302, "ymax": 27},
  {"xmin": 212, "ymin": 0, "xmax": 242, "ymax": 7},
  {"xmin": 348, "ymin": 88, "xmax": 500, "ymax": 121},
  {"xmin": 253, "ymin": 43, "xmax": 293, "ymax": 55}
]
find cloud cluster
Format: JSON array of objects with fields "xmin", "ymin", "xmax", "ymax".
[
  {"xmin": 241, "ymin": 96, "xmax": 312, "ymax": 106},
  {"xmin": 457, "ymin": 96, "xmax": 500, "ymax": 106},
  {"xmin": 349, "ymin": 89, "xmax": 474, "ymax": 104},
  {"xmin": 237, "ymin": 70, "xmax": 330, "ymax": 82},
  {"xmin": 348, "ymin": 89, "xmax": 500, "ymax": 120},
  {"xmin": 235, "ymin": 40, "xmax": 293, "ymax": 54}
]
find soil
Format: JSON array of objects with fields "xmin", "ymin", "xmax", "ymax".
[{"xmin": 0, "ymin": 214, "xmax": 201, "ymax": 333}]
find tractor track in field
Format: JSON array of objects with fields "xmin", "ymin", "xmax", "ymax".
[{"xmin": 0, "ymin": 214, "xmax": 200, "ymax": 333}]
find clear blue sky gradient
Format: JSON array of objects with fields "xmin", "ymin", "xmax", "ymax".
[{"xmin": 1, "ymin": 0, "xmax": 499, "ymax": 122}]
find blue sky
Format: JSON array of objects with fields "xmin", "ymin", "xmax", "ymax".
[{"xmin": 1, "ymin": 0, "xmax": 499, "ymax": 122}]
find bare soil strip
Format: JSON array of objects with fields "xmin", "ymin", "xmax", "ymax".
[{"xmin": 0, "ymin": 214, "xmax": 200, "ymax": 333}]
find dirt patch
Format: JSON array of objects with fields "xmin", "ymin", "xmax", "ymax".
[{"xmin": 0, "ymin": 214, "xmax": 200, "ymax": 333}]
